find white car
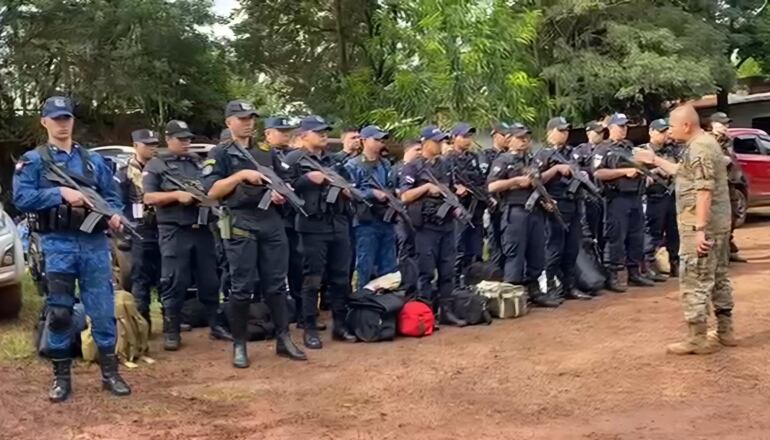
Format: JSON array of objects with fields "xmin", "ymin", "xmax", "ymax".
[{"xmin": 0, "ymin": 206, "xmax": 24, "ymax": 318}]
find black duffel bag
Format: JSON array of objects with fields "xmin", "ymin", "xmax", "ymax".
[
  {"xmin": 576, "ymin": 240, "xmax": 606, "ymax": 293},
  {"xmin": 451, "ymin": 288, "xmax": 492, "ymax": 326},
  {"xmin": 345, "ymin": 292, "xmax": 405, "ymax": 342}
]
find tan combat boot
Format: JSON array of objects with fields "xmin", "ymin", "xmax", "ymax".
[
  {"xmin": 709, "ymin": 314, "xmax": 738, "ymax": 347},
  {"xmin": 667, "ymin": 322, "xmax": 721, "ymax": 355}
]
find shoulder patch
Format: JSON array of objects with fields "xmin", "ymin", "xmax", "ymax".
[
  {"xmin": 202, "ymin": 158, "xmax": 216, "ymax": 167},
  {"xmin": 202, "ymin": 164, "xmax": 214, "ymax": 176},
  {"xmin": 404, "ymin": 175, "xmax": 415, "ymax": 184},
  {"xmin": 592, "ymin": 155, "xmax": 603, "ymax": 168}
]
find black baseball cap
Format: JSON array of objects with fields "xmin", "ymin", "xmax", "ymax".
[
  {"xmin": 297, "ymin": 115, "xmax": 331, "ymax": 132},
  {"xmin": 546, "ymin": 116, "xmax": 571, "ymax": 131},
  {"xmin": 360, "ymin": 125, "xmax": 389, "ymax": 140},
  {"xmin": 491, "ymin": 122, "xmax": 512, "ymax": 135},
  {"xmin": 131, "ymin": 129, "xmax": 159, "ymax": 144},
  {"xmin": 264, "ymin": 116, "xmax": 297, "ymax": 130},
  {"xmin": 165, "ymin": 120, "xmax": 194, "ymax": 139},
  {"xmin": 585, "ymin": 121, "xmax": 605, "ymax": 133},
  {"xmin": 709, "ymin": 112, "xmax": 732, "ymax": 124},
  {"xmin": 649, "ymin": 118, "xmax": 669, "ymax": 132},
  {"xmin": 509, "ymin": 122, "xmax": 532, "ymax": 137},
  {"xmin": 225, "ymin": 100, "xmax": 259, "ymax": 118},
  {"xmin": 607, "ymin": 113, "xmax": 629, "ymax": 127}
]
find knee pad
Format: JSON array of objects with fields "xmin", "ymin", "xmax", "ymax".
[{"xmin": 47, "ymin": 306, "xmax": 73, "ymax": 332}]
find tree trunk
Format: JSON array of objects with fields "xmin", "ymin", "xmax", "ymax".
[
  {"xmin": 642, "ymin": 92, "xmax": 664, "ymax": 123},
  {"xmin": 716, "ymin": 85, "xmax": 730, "ymax": 113},
  {"xmin": 333, "ymin": 0, "xmax": 349, "ymax": 76}
]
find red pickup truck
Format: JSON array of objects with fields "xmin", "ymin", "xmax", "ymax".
[{"xmin": 728, "ymin": 128, "xmax": 770, "ymax": 227}]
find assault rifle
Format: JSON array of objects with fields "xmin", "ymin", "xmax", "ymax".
[
  {"xmin": 550, "ymin": 151, "xmax": 603, "ymax": 200},
  {"xmin": 297, "ymin": 153, "xmax": 372, "ymax": 207},
  {"xmin": 451, "ymin": 165, "xmax": 497, "ymax": 216},
  {"xmin": 366, "ymin": 176, "xmax": 413, "ymax": 229},
  {"xmin": 420, "ymin": 168, "xmax": 474, "ymax": 227},
  {"xmin": 228, "ymin": 143, "xmax": 308, "ymax": 216},
  {"xmin": 612, "ymin": 147, "xmax": 673, "ymax": 194},
  {"xmin": 525, "ymin": 169, "xmax": 567, "ymax": 230},
  {"xmin": 40, "ymin": 160, "xmax": 142, "ymax": 239}
]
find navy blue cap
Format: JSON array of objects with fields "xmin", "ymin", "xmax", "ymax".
[
  {"xmin": 607, "ymin": 113, "xmax": 629, "ymax": 127},
  {"xmin": 649, "ymin": 118, "xmax": 669, "ymax": 132},
  {"xmin": 360, "ymin": 125, "xmax": 389, "ymax": 140},
  {"xmin": 420, "ymin": 125, "xmax": 450, "ymax": 142},
  {"xmin": 131, "ymin": 129, "xmax": 159, "ymax": 144},
  {"xmin": 225, "ymin": 100, "xmax": 259, "ymax": 118},
  {"xmin": 585, "ymin": 121, "xmax": 605, "ymax": 133},
  {"xmin": 298, "ymin": 115, "xmax": 331, "ymax": 133},
  {"xmin": 265, "ymin": 116, "xmax": 297, "ymax": 130},
  {"xmin": 165, "ymin": 120, "xmax": 194, "ymax": 139},
  {"xmin": 450, "ymin": 122, "xmax": 476, "ymax": 137},
  {"xmin": 42, "ymin": 96, "xmax": 74, "ymax": 119},
  {"xmin": 220, "ymin": 128, "xmax": 232, "ymax": 141},
  {"xmin": 509, "ymin": 123, "xmax": 532, "ymax": 137},
  {"xmin": 546, "ymin": 116, "xmax": 571, "ymax": 131}
]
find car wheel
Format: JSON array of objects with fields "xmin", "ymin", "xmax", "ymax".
[
  {"xmin": 732, "ymin": 187, "xmax": 748, "ymax": 228},
  {"xmin": 0, "ymin": 283, "xmax": 23, "ymax": 320}
]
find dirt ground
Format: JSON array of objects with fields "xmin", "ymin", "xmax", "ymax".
[{"xmin": 2, "ymin": 213, "xmax": 770, "ymax": 440}]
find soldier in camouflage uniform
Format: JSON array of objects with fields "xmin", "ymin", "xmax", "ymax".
[
  {"xmin": 634, "ymin": 105, "xmax": 736, "ymax": 355},
  {"xmin": 708, "ymin": 112, "xmax": 747, "ymax": 263}
]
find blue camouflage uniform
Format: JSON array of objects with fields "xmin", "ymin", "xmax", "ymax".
[
  {"xmin": 344, "ymin": 136, "xmax": 398, "ymax": 291},
  {"xmin": 13, "ymin": 144, "xmax": 121, "ymax": 358}
]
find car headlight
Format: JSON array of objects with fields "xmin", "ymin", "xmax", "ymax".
[{"xmin": 1, "ymin": 244, "xmax": 14, "ymax": 267}]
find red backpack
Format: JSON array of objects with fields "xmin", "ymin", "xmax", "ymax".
[{"xmin": 398, "ymin": 300, "xmax": 435, "ymax": 337}]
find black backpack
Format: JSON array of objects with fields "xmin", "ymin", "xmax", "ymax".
[
  {"xmin": 345, "ymin": 292, "xmax": 405, "ymax": 342},
  {"xmin": 451, "ymin": 288, "xmax": 493, "ymax": 325}
]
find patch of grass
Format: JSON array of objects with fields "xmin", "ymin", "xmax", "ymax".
[{"xmin": 0, "ymin": 272, "xmax": 43, "ymax": 361}]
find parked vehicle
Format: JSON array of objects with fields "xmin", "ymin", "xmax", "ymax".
[
  {"xmin": 728, "ymin": 128, "xmax": 770, "ymax": 227},
  {"xmin": 0, "ymin": 193, "xmax": 24, "ymax": 319}
]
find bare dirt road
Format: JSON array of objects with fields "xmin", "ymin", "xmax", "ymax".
[{"xmin": 2, "ymin": 213, "xmax": 770, "ymax": 440}]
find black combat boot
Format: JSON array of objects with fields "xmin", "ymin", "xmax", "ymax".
[
  {"xmin": 331, "ymin": 325, "xmax": 357, "ymax": 342},
  {"xmin": 303, "ymin": 316, "xmax": 323, "ymax": 349},
  {"xmin": 668, "ymin": 260, "xmax": 679, "ymax": 278},
  {"xmin": 528, "ymin": 282, "xmax": 561, "ymax": 308},
  {"xmin": 98, "ymin": 352, "xmax": 131, "ymax": 396},
  {"xmin": 628, "ymin": 268, "xmax": 655, "ymax": 287},
  {"xmin": 605, "ymin": 270, "xmax": 627, "ymax": 293},
  {"xmin": 232, "ymin": 340, "xmax": 249, "ymax": 369},
  {"xmin": 229, "ymin": 299, "xmax": 251, "ymax": 368},
  {"xmin": 48, "ymin": 359, "xmax": 72, "ymax": 403},
  {"xmin": 163, "ymin": 315, "xmax": 180, "ymax": 351},
  {"xmin": 564, "ymin": 287, "xmax": 593, "ymax": 300},
  {"xmin": 439, "ymin": 298, "xmax": 468, "ymax": 327},
  {"xmin": 208, "ymin": 307, "xmax": 233, "ymax": 341},
  {"xmin": 645, "ymin": 267, "xmax": 668, "ymax": 282},
  {"xmin": 266, "ymin": 294, "xmax": 307, "ymax": 360}
]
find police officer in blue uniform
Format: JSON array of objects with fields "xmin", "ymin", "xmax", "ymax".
[
  {"xmin": 641, "ymin": 118, "xmax": 680, "ymax": 280},
  {"xmin": 574, "ymin": 121, "xmax": 606, "ymax": 247},
  {"xmin": 13, "ymin": 96, "xmax": 130, "ymax": 402},
  {"xmin": 487, "ymin": 123, "xmax": 561, "ymax": 307},
  {"xmin": 116, "ymin": 129, "xmax": 161, "ymax": 329},
  {"xmin": 143, "ymin": 120, "xmax": 232, "ymax": 351},
  {"xmin": 534, "ymin": 117, "xmax": 594, "ymax": 301},
  {"xmin": 284, "ymin": 116, "xmax": 357, "ymax": 349},
  {"xmin": 399, "ymin": 126, "xmax": 468, "ymax": 326},
  {"xmin": 446, "ymin": 123, "xmax": 486, "ymax": 286},
  {"xmin": 203, "ymin": 102, "xmax": 306, "ymax": 367},
  {"xmin": 344, "ymin": 125, "xmax": 398, "ymax": 291},
  {"xmin": 482, "ymin": 123, "xmax": 512, "ymax": 271},
  {"xmin": 592, "ymin": 113, "xmax": 655, "ymax": 291},
  {"xmin": 393, "ymin": 140, "xmax": 422, "ymax": 296}
]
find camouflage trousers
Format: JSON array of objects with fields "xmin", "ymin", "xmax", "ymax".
[{"xmin": 679, "ymin": 230, "xmax": 734, "ymax": 324}]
